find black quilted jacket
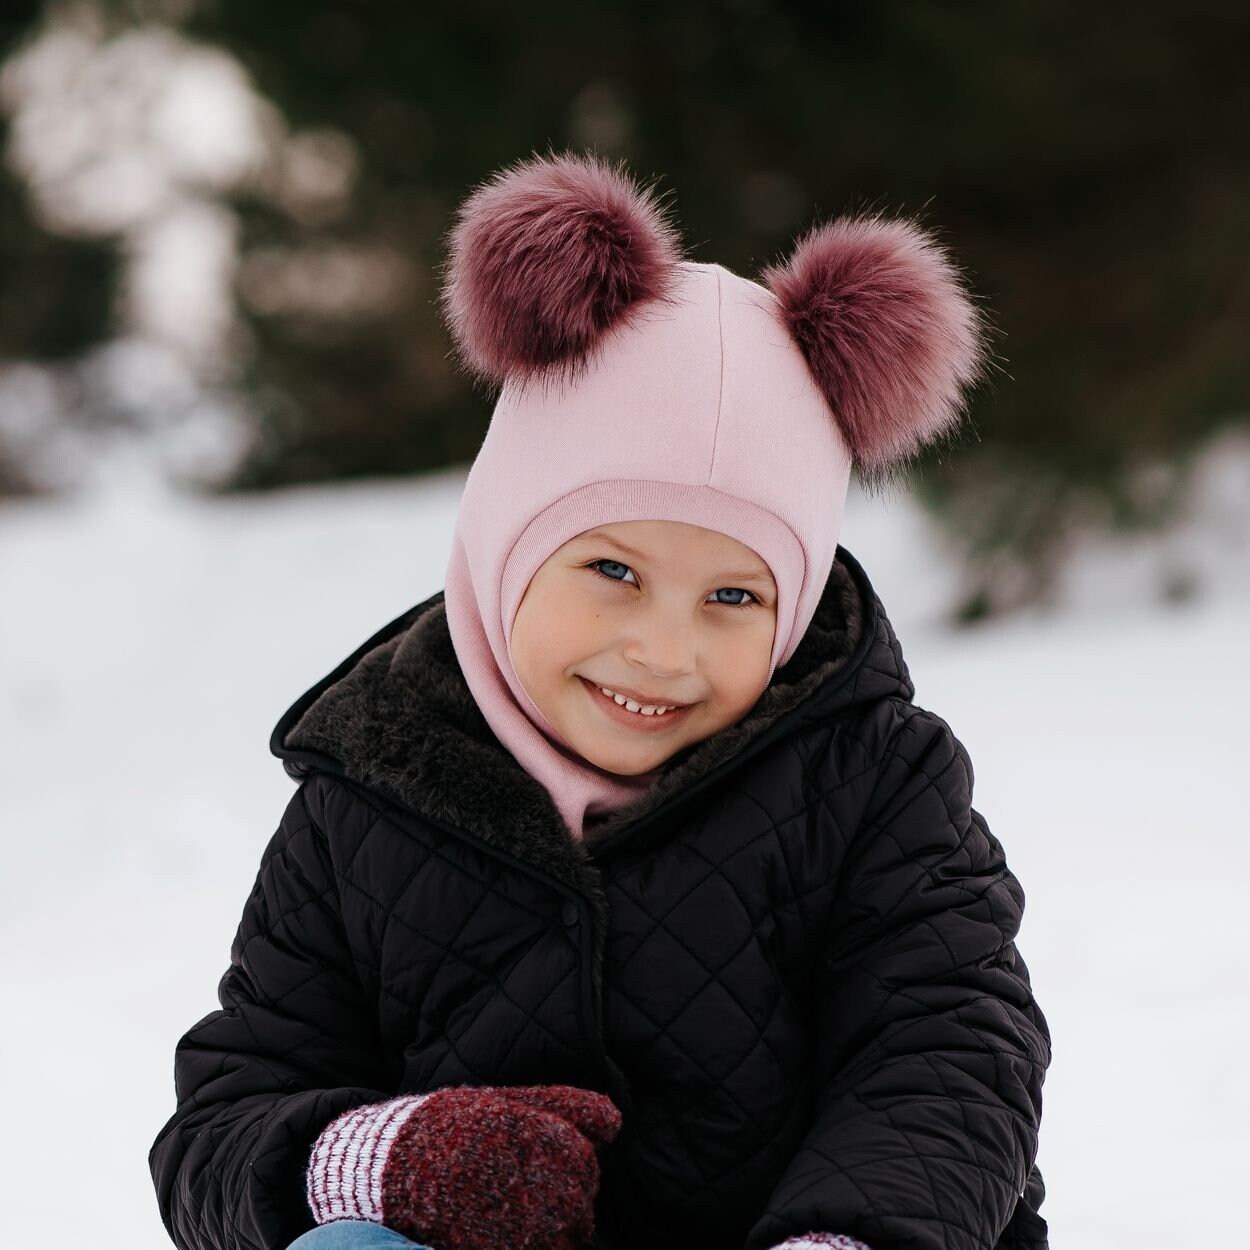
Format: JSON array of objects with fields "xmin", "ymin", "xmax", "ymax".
[{"xmin": 149, "ymin": 545, "xmax": 1051, "ymax": 1250}]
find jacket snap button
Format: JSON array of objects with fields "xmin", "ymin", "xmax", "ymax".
[{"xmin": 561, "ymin": 901, "xmax": 580, "ymax": 927}]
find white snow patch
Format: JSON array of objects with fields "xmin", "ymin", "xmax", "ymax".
[{"xmin": 1, "ymin": 463, "xmax": 1247, "ymax": 1248}]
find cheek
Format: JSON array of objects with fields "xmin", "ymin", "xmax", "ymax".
[
  {"xmin": 712, "ymin": 622, "xmax": 775, "ymax": 704},
  {"xmin": 512, "ymin": 587, "xmax": 603, "ymax": 683}
]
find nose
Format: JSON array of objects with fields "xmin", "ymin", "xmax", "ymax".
[{"xmin": 622, "ymin": 602, "xmax": 697, "ymax": 679}]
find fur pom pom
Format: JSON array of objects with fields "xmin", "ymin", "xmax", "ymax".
[
  {"xmin": 761, "ymin": 214, "xmax": 991, "ymax": 490},
  {"xmin": 438, "ymin": 150, "xmax": 684, "ymax": 390}
]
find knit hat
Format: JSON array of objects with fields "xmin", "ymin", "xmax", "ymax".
[{"xmin": 439, "ymin": 150, "xmax": 988, "ymax": 841}]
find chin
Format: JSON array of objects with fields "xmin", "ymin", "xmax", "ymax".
[
  {"xmin": 603, "ymin": 756, "xmax": 667, "ymax": 777},
  {"xmin": 576, "ymin": 740, "xmax": 670, "ymax": 777}
]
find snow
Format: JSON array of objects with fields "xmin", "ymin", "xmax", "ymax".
[{"xmin": 2, "ymin": 456, "xmax": 1247, "ymax": 1248}]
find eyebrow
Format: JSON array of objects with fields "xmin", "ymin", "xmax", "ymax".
[{"xmin": 575, "ymin": 530, "xmax": 776, "ymax": 586}]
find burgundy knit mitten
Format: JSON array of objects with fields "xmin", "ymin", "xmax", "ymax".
[
  {"xmin": 307, "ymin": 1083, "xmax": 622, "ymax": 1250},
  {"xmin": 768, "ymin": 1236, "xmax": 874, "ymax": 1250}
]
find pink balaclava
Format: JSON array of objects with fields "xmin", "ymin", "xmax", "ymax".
[{"xmin": 439, "ymin": 152, "xmax": 988, "ymax": 840}]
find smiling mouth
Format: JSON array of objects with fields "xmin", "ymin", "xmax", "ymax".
[{"xmin": 579, "ymin": 677, "xmax": 695, "ymax": 725}]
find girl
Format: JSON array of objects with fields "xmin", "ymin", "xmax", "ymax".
[{"xmin": 150, "ymin": 151, "xmax": 1051, "ymax": 1250}]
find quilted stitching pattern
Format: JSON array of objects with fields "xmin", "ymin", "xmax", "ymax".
[
  {"xmin": 149, "ymin": 549, "xmax": 1050, "ymax": 1250},
  {"xmin": 741, "ymin": 711, "xmax": 1050, "ymax": 1250}
]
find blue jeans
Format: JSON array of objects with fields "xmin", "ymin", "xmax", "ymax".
[{"xmin": 287, "ymin": 1221, "xmax": 434, "ymax": 1250}]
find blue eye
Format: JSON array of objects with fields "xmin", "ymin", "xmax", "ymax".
[
  {"xmin": 592, "ymin": 559, "xmax": 634, "ymax": 583},
  {"xmin": 585, "ymin": 560, "xmax": 758, "ymax": 609}
]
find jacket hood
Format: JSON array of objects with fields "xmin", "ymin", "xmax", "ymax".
[{"xmin": 270, "ymin": 544, "xmax": 914, "ymax": 878}]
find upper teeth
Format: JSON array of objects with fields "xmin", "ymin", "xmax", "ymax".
[{"xmin": 598, "ymin": 686, "xmax": 674, "ymax": 716}]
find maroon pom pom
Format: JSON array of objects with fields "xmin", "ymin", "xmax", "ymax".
[
  {"xmin": 761, "ymin": 214, "xmax": 991, "ymax": 490},
  {"xmin": 438, "ymin": 149, "xmax": 685, "ymax": 391}
]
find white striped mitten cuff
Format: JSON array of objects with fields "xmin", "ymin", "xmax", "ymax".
[
  {"xmin": 768, "ymin": 1234, "xmax": 874, "ymax": 1250},
  {"xmin": 306, "ymin": 1093, "xmax": 437, "ymax": 1224}
]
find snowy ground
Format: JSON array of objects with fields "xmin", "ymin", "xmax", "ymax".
[{"xmin": 2, "ymin": 446, "xmax": 1248, "ymax": 1249}]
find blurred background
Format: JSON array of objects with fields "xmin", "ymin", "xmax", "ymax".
[{"xmin": 1, "ymin": 2, "xmax": 1247, "ymax": 1248}]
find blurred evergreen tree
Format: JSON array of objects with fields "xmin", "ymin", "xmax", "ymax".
[
  {"xmin": 0, "ymin": 164, "xmax": 116, "ymax": 362},
  {"xmin": 0, "ymin": 0, "xmax": 118, "ymax": 493}
]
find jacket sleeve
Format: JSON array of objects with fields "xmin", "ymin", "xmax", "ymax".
[
  {"xmin": 149, "ymin": 780, "xmax": 394, "ymax": 1250},
  {"xmin": 746, "ymin": 709, "xmax": 1052, "ymax": 1250}
]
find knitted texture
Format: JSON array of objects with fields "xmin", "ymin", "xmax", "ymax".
[
  {"xmin": 307, "ymin": 1084, "xmax": 622, "ymax": 1250},
  {"xmin": 307, "ymin": 1093, "xmax": 436, "ymax": 1223},
  {"xmin": 767, "ymin": 1234, "xmax": 874, "ymax": 1250}
]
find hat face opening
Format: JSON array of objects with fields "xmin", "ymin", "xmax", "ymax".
[{"xmin": 508, "ymin": 520, "xmax": 778, "ymax": 776}]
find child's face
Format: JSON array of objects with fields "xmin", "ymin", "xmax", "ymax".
[{"xmin": 510, "ymin": 520, "xmax": 778, "ymax": 776}]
